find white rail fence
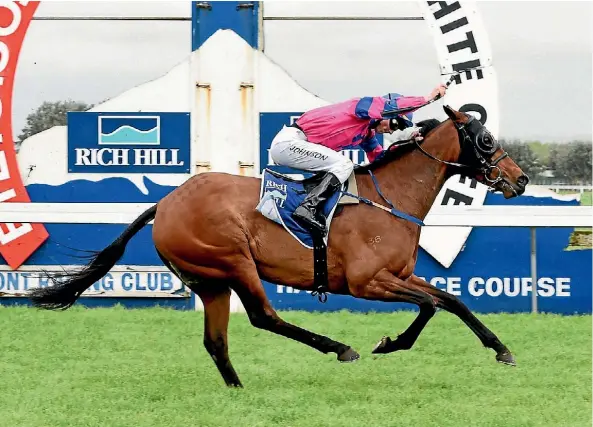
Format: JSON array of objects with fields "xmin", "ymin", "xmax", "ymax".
[
  {"xmin": 0, "ymin": 203, "xmax": 590, "ymax": 226},
  {"xmin": 0, "ymin": 203, "xmax": 590, "ymax": 313}
]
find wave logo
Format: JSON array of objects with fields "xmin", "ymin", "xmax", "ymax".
[
  {"xmin": 67, "ymin": 111, "xmax": 191, "ymax": 174},
  {"xmin": 98, "ymin": 116, "xmax": 160, "ymax": 146}
]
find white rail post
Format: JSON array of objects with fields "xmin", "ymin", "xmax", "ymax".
[{"xmin": 530, "ymin": 227, "xmax": 538, "ymax": 313}]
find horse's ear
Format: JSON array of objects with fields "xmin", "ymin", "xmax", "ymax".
[{"xmin": 443, "ymin": 105, "xmax": 462, "ymax": 122}]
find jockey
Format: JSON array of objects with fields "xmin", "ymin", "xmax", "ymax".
[{"xmin": 269, "ymin": 83, "xmax": 448, "ymax": 233}]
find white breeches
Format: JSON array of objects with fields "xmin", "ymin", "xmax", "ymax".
[{"xmin": 269, "ymin": 125, "xmax": 353, "ymax": 183}]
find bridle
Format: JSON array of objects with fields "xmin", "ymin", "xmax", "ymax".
[{"xmin": 412, "ymin": 115, "xmax": 511, "ymax": 191}]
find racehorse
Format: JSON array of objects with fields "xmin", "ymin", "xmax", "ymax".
[{"xmin": 28, "ymin": 106, "xmax": 529, "ymax": 388}]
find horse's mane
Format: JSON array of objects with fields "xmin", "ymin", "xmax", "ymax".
[{"xmin": 355, "ymin": 118, "xmax": 444, "ymax": 173}]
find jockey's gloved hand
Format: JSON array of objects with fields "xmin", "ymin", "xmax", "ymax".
[
  {"xmin": 410, "ymin": 128, "xmax": 423, "ymax": 142},
  {"xmin": 393, "ymin": 126, "xmax": 423, "ymax": 142},
  {"xmin": 427, "ymin": 83, "xmax": 448, "ymax": 101}
]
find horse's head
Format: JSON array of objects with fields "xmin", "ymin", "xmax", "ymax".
[{"xmin": 443, "ymin": 105, "xmax": 529, "ymax": 198}]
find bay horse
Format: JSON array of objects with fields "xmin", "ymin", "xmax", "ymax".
[{"xmin": 28, "ymin": 106, "xmax": 529, "ymax": 388}]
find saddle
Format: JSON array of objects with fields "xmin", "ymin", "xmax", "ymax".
[{"xmin": 256, "ymin": 169, "xmax": 360, "ymax": 301}]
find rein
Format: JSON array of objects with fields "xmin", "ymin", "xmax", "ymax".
[
  {"xmin": 412, "ymin": 116, "xmax": 510, "ymax": 190},
  {"xmin": 388, "ymin": 116, "xmax": 511, "ymax": 189},
  {"xmin": 342, "ymin": 115, "xmax": 513, "ymax": 226}
]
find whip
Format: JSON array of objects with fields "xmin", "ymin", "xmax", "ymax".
[{"xmin": 381, "ymin": 68, "xmax": 484, "ymax": 118}]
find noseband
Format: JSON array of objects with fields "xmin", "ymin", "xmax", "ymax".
[{"xmin": 413, "ymin": 115, "xmax": 509, "ymax": 188}]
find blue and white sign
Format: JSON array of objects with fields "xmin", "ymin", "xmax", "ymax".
[
  {"xmin": 0, "ymin": 266, "xmax": 187, "ymax": 298},
  {"xmin": 67, "ymin": 112, "xmax": 191, "ymax": 173},
  {"xmin": 259, "ymin": 112, "xmax": 382, "ymax": 175}
]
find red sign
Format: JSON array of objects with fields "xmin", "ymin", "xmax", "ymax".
[{"xmin": 0, "ymin": 1, "xmax": 48, "ymax": 269}]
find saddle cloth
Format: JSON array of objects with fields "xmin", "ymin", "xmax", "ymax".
[{"xmin": 256, "ymin": 169, "xmax": 359, "ymax": 249}]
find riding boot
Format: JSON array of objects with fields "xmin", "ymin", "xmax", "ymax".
[{"xmin": 292, "ymin": 172, "xmax": 342, "ymax": 234}]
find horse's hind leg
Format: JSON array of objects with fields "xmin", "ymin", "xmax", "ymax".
[
  {"xmin": 191, "ymin": 281, "xmax": 243, "ymax": 387},
  {"xmin": 406, "ymin": 275, "xmax": 515, "ymax": 366},
  {"xmin": 355, "ymin": 270, "xmax": 437, "ymax": 354},
  {"xmin": 231, "ymin": 265, "xmax": 359, "ymax": 362},
  {"xmin": 155, "ymin": 251, "xmax": 243, "ymax": 386}
]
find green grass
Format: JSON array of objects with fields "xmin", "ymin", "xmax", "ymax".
[
  {"xmin": 555, "ymin": 189, "xmax": 591, "ymax": 206},
  {"xmin": 0, "ymin": 306, "xmax": 590, "ymax": 427}
]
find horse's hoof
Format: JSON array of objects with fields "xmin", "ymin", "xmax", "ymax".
[
  {"xmin": 338, "ymin": 347, "xmax": 360, "ymax": 362},
  {"xmin": 371, "ymin": 336, "xmax": 393, "ymax": 354},
  {"xmin": 496, "ymin": 351, "xmax": 516, "ymax": 366}
]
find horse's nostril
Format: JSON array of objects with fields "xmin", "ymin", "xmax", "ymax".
[{"xmin": 517, "ymin": 175, "xmax": 529, "ymax": 187}]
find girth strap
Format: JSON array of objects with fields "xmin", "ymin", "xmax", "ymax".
[{"xmin": 310, "ymin": 229, "xmax": 329, "ymax": 303}]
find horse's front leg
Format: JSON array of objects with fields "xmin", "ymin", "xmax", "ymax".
[
  {"xmin": 406, "ymin": 274, "xmax": 516, "ymax": 366},
  {"xmin": 350, "ymin": 269, "xmax": 437, "ymax": 354}
]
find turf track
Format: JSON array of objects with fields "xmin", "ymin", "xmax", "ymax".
[{"xmin": 0, "ymin": 306, "xmax": 590, "ymax": 426}]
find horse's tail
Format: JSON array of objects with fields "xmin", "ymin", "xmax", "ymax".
[{"xmin": 28, "ymin": 204, "xmax": 158, "ymax": 310}]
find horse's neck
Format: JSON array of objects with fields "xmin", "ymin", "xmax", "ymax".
[{"xmin": 373, "ymin": 123, "xmax": 460, "ymax": 220}]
